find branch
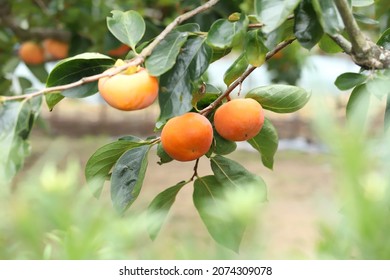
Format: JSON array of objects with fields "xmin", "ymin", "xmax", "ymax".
[
  {"xmin": 333, "ymin": 0, "xmax": 390, "ymax": 69},
  {"xmin": 200, "ymin": 38, "xmax": 296, "ymax": 115},
  {"xmin": 1, "ymin": 0, "xmax": 221, "ymax": 103},
  {"xmin": 330, "ymin": 34, "xmax": 352, "ymax": 54},
  {"xmin": 334, "ymin": 0, "xmax": 370, "ymax": 55}
]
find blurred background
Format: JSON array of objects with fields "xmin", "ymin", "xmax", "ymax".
[{"xmin": 1, "ymin": 0, "xmax": 390, "ymax": 260}]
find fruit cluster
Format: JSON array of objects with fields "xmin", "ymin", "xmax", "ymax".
[
  {"xmin": 98, "ymin": 61, "xmax": 265, "ymax": 162},
  {"xmin": 18, "ymin": 39, "xmax": 69, "ymax": 65}
]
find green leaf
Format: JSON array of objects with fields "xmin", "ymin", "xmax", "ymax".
[
  {"xmin": 264, "ymin": 19, "xmax": 295, "ymax": 50},
  {"xmin": 145, "ymin": 30, "xmax": 189, "ymax": 77},
  {"xmin": 223, "ymin": 53, "xmax": 249, "ymax": 86},
  {"xmin": 212, "ymin": 130, "xmax": 237, "ymax": 155},
  {"xmin": 377, "ymin": 28, "xmax": 390, "ymax": 50},
  {"xmin": 255, "ymin": 0, "xmax": 301, "ymax": 33},
  {"xmin": 157, "ymin": 142, "xmax": 173, "ymax": 165},
  {"xmin": 318, "ymin": 34, "xmax": 343, "ymax": 53},
  {"xmin": 107, "ymin": 10, "xmax": 145, "ymax": 50},
  {"xmin": 245, "ymin": 85, "xmax": 311, "ymax": 113},
  {"xmin": 18, "ymin": 77, "xmax": 33, "ymax": 90},
  {"xmin": 346, "ymin": 84, "xmax": 371, "ymax": 123},
  {"xmin": 45, "ymin": 92, "xmax": 64, "ymax": 111},
  {"xmin": 335, "ymin": 72, "xmax": 367, "ymax": 90},
  {"xmin": 193, "ymin": 84, "xmax": 222, "ymax": 110},
  {"xmin": 312, "ymin": 0, "xmax": 344, "ymax": 35},
  {"xmin": 85, "ymin": 137, "xmax": 145, "ymax": 198},
  {"xmin": 111, "ymin": 145, "xmax": 150, "ymax": 213},
  {"xmin": 25, "ymin": 64, "xmax": 48, "ymax": 83},
  {"xmin": 366, "ymin": 75, "xmax": 390, "ymax": 99},
  {"xmin": 193, "ymin": 175, "xmax": 245, "ymax": 252},
  {"xmin": 247, "ymin": 118, "xmax": 278, "ymax": 169},
  {"xmin": 157, "ymin": 37, "xmax": 212, "ymax": 128},
  {"xmin": 147, "ymin": 181, "xmax": 186, "ymax": 240},
  {"xmin": 352, "ymin": 0, "xmax": 374, "ymax": 7},
  {"xmin": 210, "ymin": 47, "xmax": 232, "ymax": 63},
  {"xmin": 0, "ymin": 97, "xmax": 42, "ymax": 182},
  {"xmin": 207, "ymin": 14, "xmax": 249, "ymax": 50},
  {"xmin": 46, "ymin": 53, "xmax": 114, "ymax": 103},
  {"xmin": 294, "ymin": 0, "xmax": 324, "ymax": 50},
  {"xmin": 210, "ymin": 155, "xmax": 267, "ymax": 194},
  {"xmin": 353, "ymin": 13, "xmax": 378, "ymax": 25},
  {"xmin": 245, "ymin": 30, "xmax": 268, "ymax": 67}
]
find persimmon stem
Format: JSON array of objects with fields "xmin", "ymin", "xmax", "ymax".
[
  {"xmin": 200, "ymin": 38, "xmax": 296, "ymax": 116},
  {"xmin": 190, "ymin": 158, "xmax": 200, "ymax": 181},
  {"xmin": 1, "ymin": 0, "xmax": 221, "ymax": 103}
]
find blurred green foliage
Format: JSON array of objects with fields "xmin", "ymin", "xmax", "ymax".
[{"xmin": 313, "ymin": 95, "xmax": 390, "ymax": 259}]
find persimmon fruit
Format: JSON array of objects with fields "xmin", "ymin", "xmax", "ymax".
[
  {"xmin": 98, "ymin": 61, "xmax": 159, "ymax": 111},
  {"xmin": 43, "ymin": 38, "xmax": 69, "ymax": 60},
  {"xmin": 18, "ymin": 41, "xmax": 45, "ymax": 65},
  {"xmin": 108, "ymin": 44, "xmax": 131, "ymax": 57},
  {"xmin": 161, "ymin": 113, "xmax": 213, "ymax": 162},
  {"xmin": 214, "ymin": 98, "xmax": 264, "ymax": 141}
]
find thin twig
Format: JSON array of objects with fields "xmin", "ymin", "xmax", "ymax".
[
  {"xmin": 1, "ymin": 0, "xmax": 220, "ymax": 103},
  {"xmin": 190, "ymin": 158, "xmax": 200, "ymax": 181},
  {"xmin": 200, "ymin": 38, "xmax": 296, "ymax": 115}
]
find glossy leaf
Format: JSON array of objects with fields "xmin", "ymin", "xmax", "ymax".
[
  {"xmin": 264, "ymin": 19, "xmax": 295, "ymax": 50},
  {"xmin": 255, "ymin": 0, "xmax": 301, "ymax": 33},
  {"xmin": 107, "ymin": 10, "xmax": 145, "ymax": 49},
  {"xmin": 247, "ymin": 118, "xmax": 279, "ymax": 170},
  {"xmin": 147, "ymin": 181, "xmax": 186, "ymax": 240},
  {"xmin": 193, "ymin": 175, "xmax": 245, "ymax": 252},
  {"xmin": 312, "ymin": 0, "xmax": 344, "ymax": 35},
  {"xmin": 207, "ymin": 14, "xmax": 249, "ymax": 50},
  {"xmin": 294, "ymin": 0, "xmax": 324, "ymax": 50},
  {"xmin": 377, "ymin": 28, "xmax": 390, "ymax": 50},
  {"xmin": 245, "ymin": 30, "xmax": 268, "ymax": 67},
  {"xmin": 210, "ymin": 155, "xmax": 267, "ymax": 195},
  {"xmin": 46, "ymin": 52, "xmax": 114, "ymax": 102},
  {"xmin": 245, "ymin": 85, "xmax": 311, "ymax": 113},
  {"xmin": 145, "ymin": 30, "xmax": 189, "ymax": 76},
  {"xmin": 85, "ymin": 137, "xmax": 145, "ymax": 198},
  {"xmin": 111, "ymin": 145, "xmax": 150, "ymax": 214},
  {"xmin": 0, "ymin": 97, "xmax": 42, "ymax": 182},
  {"xmin": 157, "ymin": 37, "xmax": 212, "ymax": 128},
  {"xmin": 223, "ymin": 53, "xmax": 249, "ymax": 86},
  {"xmin": 212, "ymin": 130, "xmax": 237, "ymax": 155},
  {"xmin": 45, "ymin": 92, "xmax": 64, "ymax": 111},
  {"xmin": 335, "ymin": 72, "xmax": 367, "ymax": 90}
]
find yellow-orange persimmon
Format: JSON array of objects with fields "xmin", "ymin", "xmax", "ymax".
[
  {"xmin": 107, "ymin": 44, "xmax": 131, "ymax": 57},
  {"xmin": 43, "ymin": 38, "xmax": 69, "ymax": 60},
  {"xmin": 18, "ymin": 41, "xmax": 45, "ymax": 65},
  {"xmin": 214, "ymin": 98, "xmax": 264, "ymax": 141},
  {"xmin": 161, "ymin": 113, "xmax": 213, "ymax": 162},
  {"xmin": 98, "ymin": 63, "xmax": 159, "ymax": 111}
]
